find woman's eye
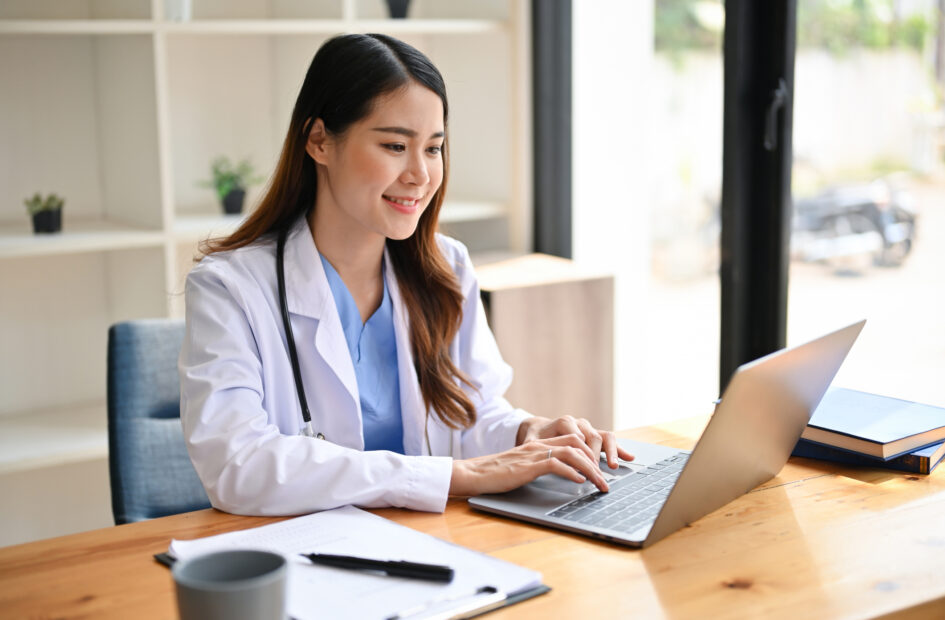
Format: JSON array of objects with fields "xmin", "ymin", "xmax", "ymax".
[
  {"xmin": 383, "ymin": 143, "xmax": 406, "ymax": 153},
  {"xmin": 427, "ymin": 145, "xmax": 443, "ymax": 155}
]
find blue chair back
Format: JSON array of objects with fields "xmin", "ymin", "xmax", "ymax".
[{"xmin": 107, "ymin": 319, "xmax": 210, "ymax": 524}]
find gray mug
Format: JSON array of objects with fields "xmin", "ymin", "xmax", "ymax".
[{"xmin": 172, "ymin": 549, "xmax": 288, "ymax": 620}]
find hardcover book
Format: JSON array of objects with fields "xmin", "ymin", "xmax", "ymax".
[
  {"xmin": 792, "ymin": 438, "xmax": 945, "ymax": 475},
  {"xmin": 800, "ymin": 387, "xmax": 945, "ymax": 459}
]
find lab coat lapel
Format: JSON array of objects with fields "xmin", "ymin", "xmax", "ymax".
[
  {"xmin": 283, "ymin": 219, "xmax": 360, "ymax": 412},
  {"xmin": 385, "ymin": 246, "xmax": 428, "ymax": 456}
]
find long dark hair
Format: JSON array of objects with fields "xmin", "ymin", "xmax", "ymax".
[{"xmin": 201, "ymin": 33, "xmax": 477, "ymax": 430}]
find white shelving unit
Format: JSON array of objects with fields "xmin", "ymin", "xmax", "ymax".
[
  {"xmin": 0, "ymin": 0, "xmax": 531, "ymax": 543},
  {"xmin": 0, "ymin": 403, "xmax": 108, "ymax": 475}
]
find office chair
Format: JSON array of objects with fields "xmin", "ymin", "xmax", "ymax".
[{"xmin": 107, "ymin": 319, "xmax": 210, "ymax": 525}]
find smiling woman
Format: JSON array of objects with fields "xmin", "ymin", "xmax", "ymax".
[
  {"xmin": 178, "ymin": 33, "xmax": 631, "ymax": 518},
  {"xmin": 306, "ymin": 84, "xmax": 446, "ymax": 251}
]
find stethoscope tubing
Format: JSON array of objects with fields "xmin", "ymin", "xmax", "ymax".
[{"xmin": 277, "ymin": 226, "xmax": 316, "ymax": 437}]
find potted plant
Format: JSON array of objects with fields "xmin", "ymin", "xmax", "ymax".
[
  {"xmin": 386, "ymin": 0, "xmax": 411, "ymax": 18},
  {"xmin": 199, "ymin": 156, "xmax": 263, "ymax": 215},
  {"xmin": 24, "ymin": 193, "xmax": 64, "ymax": 234}
]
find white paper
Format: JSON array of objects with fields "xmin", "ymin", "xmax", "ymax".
[{"xmin": 169, "ymin": 505, "xmax": 541, "ymax": 619}]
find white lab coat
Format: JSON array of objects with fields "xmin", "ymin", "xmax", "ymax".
[{"xmin": 179, "ymin": 217, "xmax": 532, "ymax": 516}]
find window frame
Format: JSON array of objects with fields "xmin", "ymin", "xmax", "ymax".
[{"xmin": 719, "ymin": 0, "xmax": 798, "ymax": 391}]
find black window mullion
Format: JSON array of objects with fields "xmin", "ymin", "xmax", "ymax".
[
  {"xmin": 719, "ymin": 0, "xmax": 797, "ymax": 392},
  {"xmin": 532, "ymin": 0, "xmax": 572, "ymax": 258}
]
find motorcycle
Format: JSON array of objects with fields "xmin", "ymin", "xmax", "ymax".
[{"xmin": 791, "ymin": 177, "xmax": 917, "ymax": 267}]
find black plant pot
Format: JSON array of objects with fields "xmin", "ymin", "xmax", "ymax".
[
  {"xmin": 222, "ymin": 188, "xmax": 246, "ymax": 215},
  {"xmin": 386, "ymin": 0, "xmax": 410, "ymax": 18},
  {"xmin": 32, "ymin": 209, "xmax": 62, "ymax": 234}
]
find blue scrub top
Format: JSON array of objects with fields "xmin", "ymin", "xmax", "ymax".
[{"xmin": 319, "ymin": 255, "xmax": 404, "ymax": 454}]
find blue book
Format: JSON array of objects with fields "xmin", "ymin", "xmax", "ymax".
[
  {"xmin": 800, "ymin": 387, "xmax": 945, "ymax": 459},
  {"xmin": 792, "ymin": 438, "xmax": 945, "ymax": 475}
]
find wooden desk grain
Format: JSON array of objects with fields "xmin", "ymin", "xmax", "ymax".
[{"xmin": 2, "ymin": 418, "xmax": 944, "ymax": 619}]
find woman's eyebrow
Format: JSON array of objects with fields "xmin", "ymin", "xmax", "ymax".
[{"xmin": 372, "ymin": 126, "xmax": 445, "ymax": 139}]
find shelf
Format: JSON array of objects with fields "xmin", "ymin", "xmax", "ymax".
[
  {"xmin": 0, "ymin": 20, "xmax": 154, "ymax": 34},
  {"xmin": 470, "ymin": 249, "xmax": 528, "ymax": 267},
  {"xmin": 170, "ymin": 202, "xmax": 503, "ymax": 245},
  {"xmin": 0, "ymin": 18, "xmax": 506, "ymax": 36},
  {"xmin": 439, "ymin": 200, "xmax": 507, "ymax": 223},
  {"xmin": 0, "ymin": 220, "xmax": 165, "ymax": 259},
  {"xmin": 173, "ymin": 213, "xmax": 247, "ymax": 243},
  {"xmin": 160, "ymin": 18, "xmax": 505, "ymax": 35},
  {"xmin": 0, "ymin": 1, "xmax": 529, "ymax": 544},
  {"xmin": 475, "ymin": 253, "xmax": 613, "ymax": 290},
  {"xmin": 0, "ymin": 402, "xmax": 107, "ymax": 475}
]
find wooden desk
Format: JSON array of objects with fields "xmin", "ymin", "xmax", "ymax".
[{"xmin": 2, "ymin": 417, "xmax": 945, "ymax": 619}]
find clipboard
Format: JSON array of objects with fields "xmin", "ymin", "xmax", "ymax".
[
  {"xmin": 464, "ymin": 584, "xmax": 551, "ymax": 619},
  {"xmin": 159, "ymin": 506, "xmax": 548, "ymax": 619},
  {"xmin": 405, "ymin": 584, "xmax": 551, "ymax": 620},
  {"xmin": 156, "ymin": 551, "xmax": 549, "ymax": 619}
]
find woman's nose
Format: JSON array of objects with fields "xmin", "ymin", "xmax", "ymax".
[{"xmin": 402, "ymin": 152, "xmax": 430, "ymax": 186}]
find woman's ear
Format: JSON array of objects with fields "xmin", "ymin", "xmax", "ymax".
[{"xmin": 305, "ymin": 118, "xmax": 330, "ymax": 164}]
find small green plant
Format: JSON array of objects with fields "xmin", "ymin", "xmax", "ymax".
[
  {"xmin": 199, "ymin": 156, "xmax": 264, "ymax": 201},
  {"xmin": 23, "ymin": 192, "xmax": 64, "ymax": 215}
]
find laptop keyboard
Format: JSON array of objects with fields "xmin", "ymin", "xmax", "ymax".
[{"xmin": 548, "ymin": 453, "xmax": 689, "ymax": 534}]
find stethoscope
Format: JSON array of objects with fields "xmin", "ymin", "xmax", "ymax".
[
  {"xmin": 277, "ymin": 226, "xmax": 320, "ymax": 439},
  {"xmin": 276, "ymin": 224, "xmax": 447, "ymax": 455}
]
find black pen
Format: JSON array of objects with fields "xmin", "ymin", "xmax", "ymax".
[{"xmin": 300, "ymin": 553, "xmax": 454, "ymax": 582}]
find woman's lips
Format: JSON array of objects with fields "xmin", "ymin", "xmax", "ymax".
[{"xmin": 383, "ymin": 194, "xmax": 421, "ymax": 214}]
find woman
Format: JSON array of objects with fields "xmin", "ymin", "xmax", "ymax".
[{"xmin": 180, "ymin": 33, "xmax": 632, "ymax": 516}]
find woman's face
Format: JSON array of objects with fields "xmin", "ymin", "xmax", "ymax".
[{"xmin": 308, "ymin": 82, "xmax": 445, "ymax": 243}]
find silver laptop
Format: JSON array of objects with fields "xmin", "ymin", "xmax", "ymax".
[{"xmin": 469, "ymin": 320, "xmax": 866, "ymax": 547}]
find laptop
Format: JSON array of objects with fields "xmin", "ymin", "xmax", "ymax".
[{"xmin": 469, "ymin": 320, "xmax": 866, "ymax": 548}]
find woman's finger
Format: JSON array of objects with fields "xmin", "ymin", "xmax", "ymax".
[
  {"xmin": 552, "ymin": 415, "xmax": 584, "ymax": 442},
  {"xmin": 543, "ymin": 452, "xmax": 586, "ymax": 484},
  {"xmin": 538, "ymin": 433, "xmax": 597, "ymax": 462},
  {"xmin": 547, "ymin": 445, "xmax": 609, "ymax": 492},
  {"xmin": 601, "ymin": 432, "xmax": 619, "ymax": 468},
  {"xmin": 576, "ymin": 418, "xmax": 603, "ymax": 459},
  {"xmin": 600, "ymin": 432, "xmax": 635, "ymax": 468}
]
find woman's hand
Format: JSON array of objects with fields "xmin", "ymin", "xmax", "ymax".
[
  {"xmin": 449, "ymin": 434, "xmax": 614, "ymax": 497},
  {"xmin": 516, "ymin": 415, "xmax": 634, "ymax": 470}
]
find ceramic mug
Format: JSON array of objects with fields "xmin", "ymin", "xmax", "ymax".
[{"xmin": 172, "ymin": 549, "xmax": 288, "ymax": 620}]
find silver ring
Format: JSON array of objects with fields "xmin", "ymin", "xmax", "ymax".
[{"xmin": 547, "ymin": 448, "xmax": 553, "ymax": 460}]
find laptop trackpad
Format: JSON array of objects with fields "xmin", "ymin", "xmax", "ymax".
[{"xmin": 528, "ymin": 460, "xmax": 637, "ymax": 495}]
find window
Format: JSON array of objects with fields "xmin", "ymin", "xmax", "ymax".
[
  {"xmin": 572, "ymin": 0, "xmax": 724, "ymax": 428},
  {"xmin": 788, "ymin": 0, "xmax": 945, "ymax": 406}
]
